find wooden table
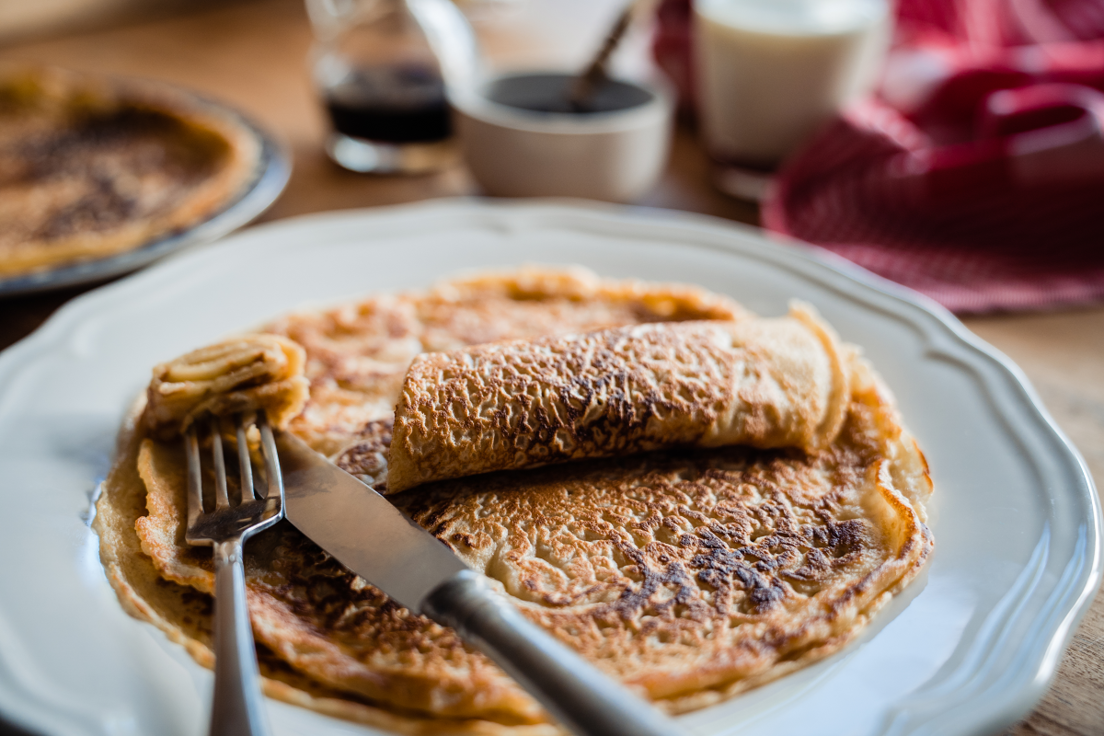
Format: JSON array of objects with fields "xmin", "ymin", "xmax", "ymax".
[{"xmin": 1, "ymin": 1, "xmax": 1102, "ymax": 734}]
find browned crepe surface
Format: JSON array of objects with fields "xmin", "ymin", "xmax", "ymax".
[
  {"xmin": 0, "ymin": 68, "xmax": 260, "ymax": 278},
  {"xmin": 387, "ymin": 305, "xmax": 852, "ymax": 493},
  {"xmin": 94, "ymin": 268, "xmax": 932, "ymax": 733}
]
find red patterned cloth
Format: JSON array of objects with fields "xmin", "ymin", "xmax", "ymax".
[{"xmin": 655, "ymin": 0, "xmax": 1104, "ymax": 313}]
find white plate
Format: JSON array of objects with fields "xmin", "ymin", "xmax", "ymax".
[{"xmin": 0, "ymin": 200, "xmax": 1097, "ymax": 736}]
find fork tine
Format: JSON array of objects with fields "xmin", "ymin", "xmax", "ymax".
[
  {"xmin": 185, "ymin": 425, "xmax": 204, "ymax": 527},
  {"xmin": 210, "ymin": 416, "xmax": 230, "ymax": 509},
  {"xmin": 236, "ymin": 413, "xmax": 255, "ymax": 502},
  {"xmin": 186, "ymin": 412, "xmax": 284, "ymax": 736},
  {"xmin": 257, "ymin": 411, "xmax": 283, "ymax": 501}
]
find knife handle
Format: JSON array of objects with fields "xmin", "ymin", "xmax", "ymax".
[{"xmin": 421, "ymin": 570, "xmax": 683, "ymax": 736}]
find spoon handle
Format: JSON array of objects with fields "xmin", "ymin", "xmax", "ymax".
[{"xmin": 568, "ymin": 0, "xmax": 639, "ymax": 110}]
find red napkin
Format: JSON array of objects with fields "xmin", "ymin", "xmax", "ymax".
[{"xmin": 655, "ymin": 0, "xmax": 1104, "ymax": 313}]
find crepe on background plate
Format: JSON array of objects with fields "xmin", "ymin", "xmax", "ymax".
[
  {"xmin": 0, "ymin": 67, "xmax": 261, "ymax": 279},
  {"xmin": 94, "ymin": 267, "xmax": 933, "ymax": 734}
]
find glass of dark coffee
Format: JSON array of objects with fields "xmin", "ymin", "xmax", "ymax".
[{"xmin": 306, "ymin": 0, "xmax": 465, "ymax": 174}]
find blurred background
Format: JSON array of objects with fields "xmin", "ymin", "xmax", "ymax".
[{"xmin": 0, "ymin": 0, "xmax": 1103, "ymax": 734}]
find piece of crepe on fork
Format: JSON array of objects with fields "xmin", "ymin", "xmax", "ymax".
[{"xmin": 144, "ymin": 333, "xmax": 309, "ymax": 439}]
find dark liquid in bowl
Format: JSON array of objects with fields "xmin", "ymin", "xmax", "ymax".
[
  {"xmin": 484, "ymin": 72, "xmax": 655, "ymax": 115},
  {"xmin": 324, "ymin": 65, "xmax": 451, "ymax": 144}
]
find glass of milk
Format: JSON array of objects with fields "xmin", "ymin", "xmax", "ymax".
[{"xmin": 694, "ymin": 0, "xmax": 890, "ymax": 199}]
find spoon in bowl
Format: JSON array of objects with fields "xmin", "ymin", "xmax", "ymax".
[{"xmin": 566, "ymin": 0, "xmax": 643, "ymax": 112}]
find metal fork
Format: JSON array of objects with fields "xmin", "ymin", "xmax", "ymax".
[{"xmin": 185, "ymin": 412, "xmax": 284, "ymax": 736}]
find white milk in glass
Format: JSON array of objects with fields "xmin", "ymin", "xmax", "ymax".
[{"xmin": 694, "ymin": 0, "xmax": 889, "ymax": 191}]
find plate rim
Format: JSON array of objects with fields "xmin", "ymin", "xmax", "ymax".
[{"xmin": 0, "ymin": 197, "xmax": 1098, "ymax": 736}]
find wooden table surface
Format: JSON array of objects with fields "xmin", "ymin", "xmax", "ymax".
[{"xmin": 1, "ymin": 1, "xmax": 1102, "ymax": 734}]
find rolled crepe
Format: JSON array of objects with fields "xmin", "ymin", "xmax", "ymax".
[
  {"xmin": 386, "ymin": 304, "xmax": 851, "ymax": 493},
  {"xmin": 145, "ymin": 334, "xmax": 309, "ymax": 439}
]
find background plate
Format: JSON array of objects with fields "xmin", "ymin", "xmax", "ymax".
[
  {"xmin": 0, "ymin": 84, "xmax": 291, "ymax": 298},
  {"xmin": 0, "ymin": 200, "xmax": 1097, "ymax": 736}
]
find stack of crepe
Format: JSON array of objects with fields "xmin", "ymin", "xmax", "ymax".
[{"xmin": 95, "ymin": 267, "xmax": 933, "ymax": 735}]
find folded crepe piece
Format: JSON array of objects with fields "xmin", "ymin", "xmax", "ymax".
[
  {"xmin": 144, "ymin": 333, "xmax": 309, "ymax": 440},
  {"xmin": 387, "ymin": 304, "xmax": 850, "ymax": 493}
]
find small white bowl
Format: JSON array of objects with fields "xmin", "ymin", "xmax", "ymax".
[{"xmin": 452, "ymin": 72, "xmax": 673, "ymax": 202}]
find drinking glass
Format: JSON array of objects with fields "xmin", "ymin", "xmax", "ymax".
[
  {"xmin": 306, "ymin": 0, "xmax": 478, "ymax": 173},
  {"xmin": 694, "ymin": 0, "xmax": 891, "ymax": 199}
]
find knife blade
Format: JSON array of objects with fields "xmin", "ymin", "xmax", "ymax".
[
  {"xmin": 276, "ymin": 432, "xmax": 681, "ymax": 736},
  {"xmin": 278, "ymin": 431, "xmax": 466, "ymax": 609}
]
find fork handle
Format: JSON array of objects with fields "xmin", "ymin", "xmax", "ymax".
[{"xmin": 209, "ymin": 539, "xmax": 271, "ymax": 736}]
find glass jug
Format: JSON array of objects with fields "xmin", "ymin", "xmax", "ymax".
[{"xmin": 306, "ymin": 0, "xmax": 479, "ymax": 174}]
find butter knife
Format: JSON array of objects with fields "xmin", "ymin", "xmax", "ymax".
[{"xmin": 276, "ymin": 432, "xmax": 681, "ymax": 736}]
